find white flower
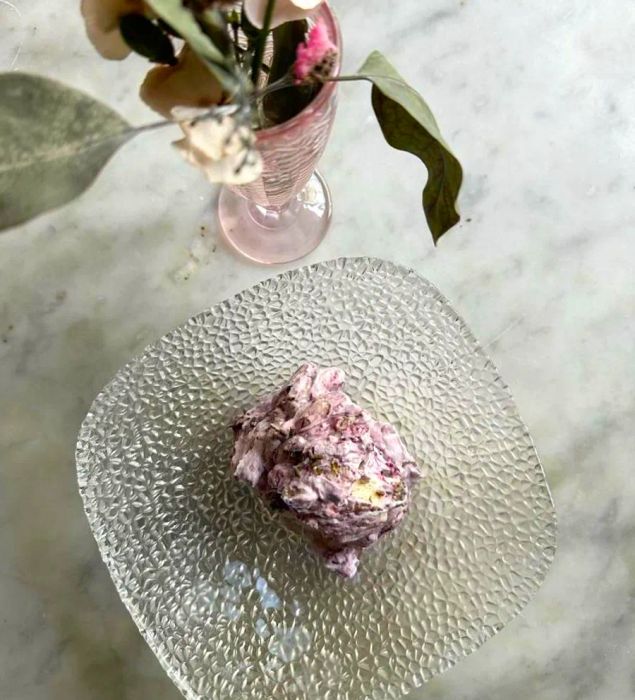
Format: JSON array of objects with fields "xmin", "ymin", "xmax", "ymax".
[
  {"xmin": 81, "ymin": 0, "xmax": 146, "ymax": 60},
  {"xmin": 172, "ymin": 107, "xmax": 263, "ymax": 186},
  {"xmin": 140, "ymin": 46, "xmax": 224, "ymax": 118},
  {"xmin": 244, "ymin": 0, "xmax": 325, "ymax": 30}
]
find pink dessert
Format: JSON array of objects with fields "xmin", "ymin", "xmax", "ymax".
[{"xmin": 230, "ymin": 363, "xmax": 421, "ymax": 578}]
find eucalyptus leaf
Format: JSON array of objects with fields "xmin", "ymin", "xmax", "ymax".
[
  {"xmin": 144, "ymin": 0, "xmax": 236, "ymax": 90},
  {"xmin": 119, "ymin": 13, "xmax": 177, "ymax": 65},
  {"xmin": 358, "ymin": 51, "xmax": 463, "ymax": 243},
  {"xmin": 0, "ymin": 73, "xmax": 131, "ymax": 232}
]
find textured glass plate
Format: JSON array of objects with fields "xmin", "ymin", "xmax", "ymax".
[{"xmin": 76, "ymin": 258, "xmax": 556, "ymax": 700}]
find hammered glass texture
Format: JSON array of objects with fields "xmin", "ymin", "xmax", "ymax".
[
  {"xmin": 76, "ymin": 258, "xmax": 556, "ymax": 700},
  {"xmin": 226, "ymin": 5, "xmax": 339, "ymax": 209}
]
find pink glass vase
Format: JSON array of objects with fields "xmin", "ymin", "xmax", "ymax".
[{"xmin": 218, "ymin": 4, "xmax": 341, "ymax": 265}]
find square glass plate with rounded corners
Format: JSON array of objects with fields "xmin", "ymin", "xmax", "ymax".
[{"xmin": 76, "ymin": 257, "xmax": 556, "ymax": 700}]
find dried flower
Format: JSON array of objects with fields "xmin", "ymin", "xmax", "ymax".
[
  {"xmin": 294, "ymin": 20, "xmax": 337, "ymax": 83},
  {"xmin": 171, "ymin": 107, "xmax": 263, "ymax": 185},
  {"xmin": 140, "ymin": 45, "xmax": 223, "ymax": 118},
  {"xmin": 81, "ymin": 0, "xmax": 146, "ymax": 60},
  {"xmin": 244, "ymin": 0, "xmax": 325, "ymax": 30}
]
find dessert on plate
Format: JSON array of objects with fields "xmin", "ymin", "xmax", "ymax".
[{"xmin": 230, "ymin": 363, "xmax": 421, "ymax": 577}]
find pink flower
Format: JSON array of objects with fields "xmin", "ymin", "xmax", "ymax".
[{"xmin": 294, "ymin": 21, "xmax": 338, "ymax": 83}]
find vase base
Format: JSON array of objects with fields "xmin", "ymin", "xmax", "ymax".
[{"xmin": 218, "ymin": 171, "xmax": 332, "ymax": 265}]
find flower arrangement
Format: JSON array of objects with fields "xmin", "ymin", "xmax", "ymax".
[{"xmin": 0, "ymin": 1, "xmax": 463, "ymax": 245}]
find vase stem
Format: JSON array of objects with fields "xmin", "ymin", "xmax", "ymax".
[
  {"xmin": 218, "ymin": 171, "xmax": 332, "ymax": 265},
  {"xmin": 246, "ymin": 197, "xmax": 303, "ymax": 231}
]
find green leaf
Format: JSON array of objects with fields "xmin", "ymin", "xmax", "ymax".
[
  {"xmin": 240, "ymin": 8, "xmax": 260, "ymax": 41},
  {"xmin": 0, "ymin": 73, "xmax": 131, "ymax": 232},
  {"xmin": 156, "ymin": 17, "xmax": 182, "ymax": 38},
  {"xmin": 358, "ymin": 51, "xmax": 463, "ymax": 244},
  {"xmin": 144, "ymin": 0, "xmax": 236, "ymax": 90},
  {"xmin": 195, "ymin": 8, "xmax": 234, "ymax": 58},
  {"xmin": 119, "ymin": 14, "xmax": 177, "ymax": 65},
  {"xmin": 263, "ymin": 20, "xmax": 318, "ymax": 125}
]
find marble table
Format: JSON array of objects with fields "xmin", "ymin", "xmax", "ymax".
[{"xmin": 1, "ymin": 1, "xmax": 633, "ymax": 698}]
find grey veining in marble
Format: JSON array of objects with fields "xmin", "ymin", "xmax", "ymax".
[{"xmin": 1, "ymin": 1, "xmax": 634, "ymax": 699}]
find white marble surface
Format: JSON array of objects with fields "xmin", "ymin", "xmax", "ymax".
[{"xmin": 1, "ymin": 0, "xmax": 634, "ymax": 698}]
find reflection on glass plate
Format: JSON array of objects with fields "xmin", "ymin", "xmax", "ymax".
[{"xmin": 76, "ymin": 258, "xmax": 556, "ymax": 699}]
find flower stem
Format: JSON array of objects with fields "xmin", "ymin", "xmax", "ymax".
[
  {"xmin": 253, "ymin": 74, "xmax": 294, "ymax": 100},
  {"xmin": 250, "ymin": 0, "xmax": 277, "ymax": 86}
]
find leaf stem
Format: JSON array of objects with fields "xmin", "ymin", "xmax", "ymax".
[
  {"xmin": 325, "ymin": 75, "xmax": 371, "ymax": 83},
  {"xmin": 326, "ymin": 74, "xmax": 419, "ymax": 93},
  {"xmin": 250, "ymin": 0, "xmax": 276, "ymax": 86},
  {"xmin": 325, "ymin": 73, "xmax": 438, "ymax": 109},
  {"xmin": 133, "ymin": 104, "xmax": 240, "ymax": 136}
]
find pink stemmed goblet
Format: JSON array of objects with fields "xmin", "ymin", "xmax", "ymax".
[{"xmin": 218, "ymin": 3, "xmax": 341, "ymax": 265}]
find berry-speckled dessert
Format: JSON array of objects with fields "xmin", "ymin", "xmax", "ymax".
[{"xmin": 230, "ymin": 363, "xmax": 421, "ymax": 577}]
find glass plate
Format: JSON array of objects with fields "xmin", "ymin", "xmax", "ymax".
[{"xmin": 76, "ymin": 258, "xmax": 556, "ymax": 700}]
